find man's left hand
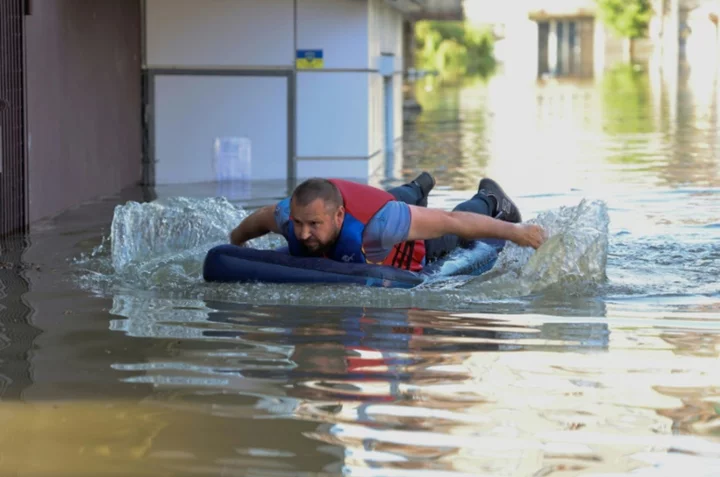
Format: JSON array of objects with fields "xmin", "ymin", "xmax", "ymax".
[{"xmin": 512, "ymin": 223, "xmax": 547, "ymax": 249}]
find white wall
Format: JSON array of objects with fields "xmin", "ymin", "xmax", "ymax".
[
  {"xmin": 295, "ymin": 0, "xmax": 373, "ymax": 170},
  {"xmin": 297, "ymin": 159, "xmax": 371, "ymax": 180},
  {"xmin": 296, "ymin": 72, "xmax": 369, "ymax": 158},
  {"xmin": 154, "ymin": 75, "xmax": 288, "ymax": 183},
  {"xmin": 145, "ymin": 0, "xmax": 294, "ymax": 67},
  {"xmin": 145, "ymin": 0, "xmax": 409, "ymax": 184},
  {"xmin": 296, "ymin": 0, "xmax": 370, "ymax": 69}
]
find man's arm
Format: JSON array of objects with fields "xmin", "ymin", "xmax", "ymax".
[
  {"xmin": 406, "ymin": 206, "xmax": 547, "ymax": 249},
  {"xmin": 229, "ymin": 204, "xmax": 281, "ymax": 246}
]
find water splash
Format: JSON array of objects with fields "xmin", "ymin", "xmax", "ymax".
[
  {"xmin": 423, "ymin": 199, "xmax": 610, "ymax": 299},
  {"xmin": 100, "ymin": 197, "xmax": 284, "ymax": 289},
  {"xmin": 471, "ymin": 199, "xmax": 610, "ymax": 297},
  {"xmin": 110, "ymin": 197, "xmax": 246, "ymax": 273},
  {"xmin": 74, "ymin": 197, "xmax": 610, "ymax": 305}
]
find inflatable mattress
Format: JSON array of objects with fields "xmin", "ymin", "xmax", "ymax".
[{"xmin": 203, "ymin": 240, "xmax": 505, "ymax": 289}]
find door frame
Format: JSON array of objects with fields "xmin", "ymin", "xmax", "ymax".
[{"xmin": 142, "ymin": 68, "xmax": 296, "ymax": 187}]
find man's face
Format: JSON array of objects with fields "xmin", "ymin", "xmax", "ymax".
[{"xmin": 290, "ymin": 198, "xmax": 344, "ymax": 254}]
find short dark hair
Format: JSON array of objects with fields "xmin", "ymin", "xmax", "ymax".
[{"xmin": 291, "ymin": 178, "xmax": 343, "ymax": 210}]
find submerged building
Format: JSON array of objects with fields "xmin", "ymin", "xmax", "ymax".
[{"xmin": 0, "ymin": 0, "xmax": 463, "ymax": 236}]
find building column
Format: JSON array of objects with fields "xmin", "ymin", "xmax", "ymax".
[
  {"xmin": 402, "ymin": 19, "xmax": 422, "ymax": 112},
  {"xmin": 402, "ymin": 20, "xmax": 415, "ymax": 72},
  {"xmin": 548, "ymin": 20, "xmax": 558, "ymax": 76},
  {"xmin": 568, "ymin": 21, "xmax": 578, "ymax": 74},
  {"xmin": 559, "ymin": 21, "xmax": 571, "ymax": 75},
  {"xmin": 663, "ymin": 0, "xmax": 680, "ymax": 64}
]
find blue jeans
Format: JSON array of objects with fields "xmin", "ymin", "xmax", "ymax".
[{"xmin": 388, "ymin": 182, "xmax": 493, "ymax": 263}]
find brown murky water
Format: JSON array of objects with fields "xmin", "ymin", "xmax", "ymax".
[{"xmin": 1, "ymin": 59, "xmax": 719, "ymax": 476}]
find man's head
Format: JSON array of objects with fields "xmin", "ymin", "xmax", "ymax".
[{"xmin": 290, "ymin": 178, "xmax": 345, "ymax": 254}]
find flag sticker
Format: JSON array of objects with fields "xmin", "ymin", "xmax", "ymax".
[{"xmin": 296, "ymin": 49, "xmax": 324, "ymax": 69}]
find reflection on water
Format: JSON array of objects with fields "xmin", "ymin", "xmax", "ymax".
[
  {"xmin": 404, "ymin": 62, "xmax": 720, "ymax": 193},
  {"xmin": 0, "ymin": 238, "xmax": 39, "ymax": 400},
  {"xmin": 4, "ymin": 303, "xmax": 720, "ymax": 475},
  {"xmin": 0, "ymin": 58, "xmax": 719, "ymax": 475}
]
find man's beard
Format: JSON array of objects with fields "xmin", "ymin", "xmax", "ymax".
[
  {"xmin": 299, "ymin": 226, "xmax": 339, "ymax": 256},
  {"xmin": 299, "ymin": 239, "xmax": 334, "ymax": 256}
]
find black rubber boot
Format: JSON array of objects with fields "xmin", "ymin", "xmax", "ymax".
[
  {"xmin": 477, "ymin": 178, "xmax": 522, "ymax": 223},
  {"xmin": 411, "ymin": 172, "xmax": 435, "ymax": 207}
]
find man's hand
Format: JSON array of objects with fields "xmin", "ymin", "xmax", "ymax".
[{"xmin": 510, "ymin": 223, "xmax": 547, "ymax": 249}]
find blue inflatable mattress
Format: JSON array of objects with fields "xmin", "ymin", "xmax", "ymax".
[{"xmin": 203, "ymin": 240, "xmax": 505, "ymax": 289}]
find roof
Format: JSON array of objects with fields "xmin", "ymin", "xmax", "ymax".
[{"xmin": 385, "ymin": 0, "xmax": 465, "ymax": 21}]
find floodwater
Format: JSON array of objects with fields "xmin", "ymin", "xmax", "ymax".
[{"xmin": 1, "ymin": 59, "xmax": 719, "ymax": 476}]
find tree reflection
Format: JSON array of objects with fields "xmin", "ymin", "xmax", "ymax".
[{"xmin": 601, "ymin": 64, "xmax": 655, "ymax": 137}]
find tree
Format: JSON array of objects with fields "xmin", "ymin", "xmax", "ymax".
[
  {"xmin": 414, "ymin": 21, "xmax": 496, "ymax": 77},
  {"xmin": 595, "ymin": 0, "xmax": 653, "ymax": 62}
]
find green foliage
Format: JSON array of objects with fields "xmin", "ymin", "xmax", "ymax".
[
  {"xmin": 595, "ymin": 0, "xmax": 653, "ymax": 39},
  {"xmin": 414, "ymin": 21, "xmax": 496, "ymax": 77},
  {"xmin": 435, "ymin": 40, "xmax": 468, "ymax": 73}
]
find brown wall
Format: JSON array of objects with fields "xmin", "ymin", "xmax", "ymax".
[{"xmin": 25, "ymin": 0, "xmax": 142, "ymax": 222}]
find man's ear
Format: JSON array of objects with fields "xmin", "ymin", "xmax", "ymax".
[{"xmin": 335, "ymin": 205, "xmax": 345, "ymax": 222}]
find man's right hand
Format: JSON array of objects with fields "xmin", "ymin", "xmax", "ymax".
[
  {"xmin": 511, "ymin": 223, "xmax": 547, "ymax": 249},
  {"xmin": 229, "ymin": 204, "xmax": 281, "ymax": 246}
]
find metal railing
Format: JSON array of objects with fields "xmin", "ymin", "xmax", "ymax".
[{"xmin": 0, "ymin": 0, "xmax": 27, "ymax": 237}]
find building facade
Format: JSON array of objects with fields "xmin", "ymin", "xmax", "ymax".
[
  {"xmin": 143, "ymin": 0, "xmax": 407, "ymax": 188},
  {"xmin": 1, "ymin": 0, "xmax": 459, "ymax": 235}
]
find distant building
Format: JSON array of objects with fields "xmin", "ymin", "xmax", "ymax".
[{"xmin": 464, "ymin": 0, "xmax": 682, "ymax": 80}]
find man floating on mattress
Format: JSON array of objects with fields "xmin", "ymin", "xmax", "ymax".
[{"xmin": 229, "ymin": 173, "xmax": 546, "ymax": 271}]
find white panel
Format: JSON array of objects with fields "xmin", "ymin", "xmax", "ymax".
[
  {"xmin": 297, "ymin": 159, "xmax": 370, "ymax": 180},
  {"xmin": 368, "ymin": 0, "xmax": 404, "ymax": 71},
  {"xmin": 146, "ymin": 0, "xmax": 294, "ymax": 67},
  {"xmin": 369, "ymin": 149, "xmax": 387, "ymax": 181},
  {"xmin": 297, "ymin": 72, "xmax": 369, "ymax": 157},
  {"xmin": 379, "ymin": 1, "xmax": 402, "ymax": 56},
  {"xmin": 376, "ymin": 74, "xmax": 384, "ymax": 152},
  {"xmin": 394, "ymin": 8, "xmax": 403, "ymax": 64},
  {"xmin": 368, "ymin": 73, "xmax": 383, "ymax": 154},
  {"xmin": 154, "ymin": 75, "xmax": 288, "ymax": 184},
  {"xmin": 296, "ymin": 0, "xmax": 369, "ymax": 70},
  {"xmin": 394, "ymin": 73, "xmax": 403, "ymax": 139},
  {"xmin": 368, "ymin": 0, "xmax": 381, "ymax": 65}
]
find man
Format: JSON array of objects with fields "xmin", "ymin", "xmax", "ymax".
[{"xmin": 229, "ymin": 173, "xmax": 546, "ymax": 271}]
